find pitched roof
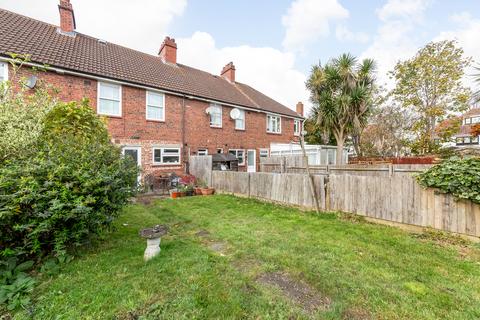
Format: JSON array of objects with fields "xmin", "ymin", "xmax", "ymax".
[{"xmin": 0, "ymin": 8, "xmax": 300, "ymax": 118}]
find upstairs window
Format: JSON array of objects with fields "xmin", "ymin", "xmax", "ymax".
[
  {"xmin": 229, "ymin": 149, "xmax": 245, "ymax": 166},
  {"xmin": 294, "ymin": 119, "xmax": 301, "ymax": 136},
  {"xmin": 235, "ymin": 109, "xmax": 245, "ymax": 130},
  {"xmin": 153, "ymin": 147, "xmax": 181, "ymax": 165},
  {"xmin": 197, "ymin": 148, "xmax": 208, "ymax": 156},
  {"xmin": 267, "ymin": 114, "xmax": 281, "ymax": 134},
  {"xmin": 209, "ymin": 104, "xmax": 222, "ymax": 127},
  {"xmin": 0, "ymin": 62, "xmax": 7, "ymax": 82},
  {"xmin": 98, "ymin": 82, "xmax": 121, "ymax": 116},
  {"xmin": 146, "ymin": 91, "xmax": 165, "ymax": 121}
]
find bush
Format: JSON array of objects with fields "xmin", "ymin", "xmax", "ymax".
[
  {"xmin": 416, "ymin": 157, "xmax": 480, "ymax": 204},
  {"xmin": 0, "ymin": 100, "xmax": 138, "ymax": 259}
]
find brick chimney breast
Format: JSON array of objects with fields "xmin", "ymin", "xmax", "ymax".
[
  {"xmin": 58, "ymin": 0, "xmax": 76, "ymax": 34},
  {"xmin": 296, "ymin": 102, "xmax": 304, "ymax": 117},
  {"xmin": 221, "ymin": 62, "xmax": 236, "ymax": 83},
  {"xmin": 159, "ymin": 37, "xmax": 177, "ymax": 64}
]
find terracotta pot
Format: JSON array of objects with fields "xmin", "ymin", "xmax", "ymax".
[
  {"xmin": 194, "ymin": 187, "xmax": 203, "ymax": 195},
  {"xmin": 201, "ymin": 188, "xmax": 215, "ymax": 195},
  {"xmin": 170, "ymin": 191, "xmax": 182, "ymax": 199},
  {"xmin": 180, "ymin": 192, "xmax": 186, "ymax": 197}
]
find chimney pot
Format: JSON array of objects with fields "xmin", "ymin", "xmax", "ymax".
[
  {"xmin": 159, "ymin": 36, "xmax": 177, "ymax": 64},
  {"xmin": 221, "ymin": 62, "xmax": 236, "ymax": 83},
  {"xmin": 296, "ymin": 101, "xmax": 304, "ymax": 117},
  {"xmin": 58, "ymin": 0, "xmax": 76, "ymax": 33}
]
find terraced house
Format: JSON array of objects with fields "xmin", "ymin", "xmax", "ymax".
[{"xmin": 0, "ymin": 0, "xmax": 304, "ymax": 175}]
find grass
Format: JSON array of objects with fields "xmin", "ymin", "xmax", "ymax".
[{"xmin": 14, "ymin": 195, "xmax": 480, "ymax": 319}]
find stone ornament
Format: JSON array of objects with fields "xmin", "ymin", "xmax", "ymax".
[{"xmin": 139, "ymin": 225, "xmax": 168, "ymax": 261}]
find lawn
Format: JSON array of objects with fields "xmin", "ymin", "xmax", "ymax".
[{"xmin": 15, "ymin": 195, "xmax": 480, "ymax": 319}]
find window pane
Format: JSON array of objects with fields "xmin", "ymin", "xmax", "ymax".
[
  {"xmin": 0, "ymin": 63, "xmax": 5, "ymax": 81},
  {"xmin": 100, "ymin": 83, "xmax": 120, "ymax": 100},
  {"xmin": 124, "ymin": 149, "xmax": 138, "ymax": 163},
  {"xmin": 229, "ymin": 150, "xmax": 236, "ymax": 155},
  {"xmin": 147, "ymin": 106, "xmax": 164, "ymax": 120},
  {"xmin": 148, "ymin": 92, "xmax": 163, "ymax": 107},
  {"xmin": 162, "ymin": 156, "xmax": 179, "ymax": 163},
  {"xmin": 99, "ymin": 98, "xmax": 120, "ymax": 115},
  {"xmin": 164, "ymin": 148, "xmax": 180, "ymax": 154},
  {"xmin": 153, "ymin": 149, "xmax": 162, "ymax": 163}
]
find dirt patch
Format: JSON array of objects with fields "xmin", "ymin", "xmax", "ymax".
[
  {"xmin": 257, "ymin": 272, "xmax": 331, "ymax": 314},
  {"xmin": 342, "ymin": 307, "xmax": 371, "ymax": 320},
  {"xmin": 209, "ymin": 242, "xmax": 227, "ymax": 255},
  {"xmin": 232, "ymin": 258, "xmax": 262, "ymax": 274},
  {"xmin": 195, "ymin": 229, "xmax": 211, "ymax": 237}
]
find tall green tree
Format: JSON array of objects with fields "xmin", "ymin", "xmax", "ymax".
[
  {"xmin": 306, "ymin": 53, "xmax": 376, "ymax": 163},
  {"xmin": 390, "ymin": 40, "xmax": 471, "ymax": 154}
]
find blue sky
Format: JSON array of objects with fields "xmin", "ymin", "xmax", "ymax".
[{"xmin": 1, "ymin": 0, "xmax": 480, "ymax": 114}]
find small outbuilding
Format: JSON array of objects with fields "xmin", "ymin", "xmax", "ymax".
[{"xmin": 212, "ymin": 153, "xmax": 239, "ymax": 171}]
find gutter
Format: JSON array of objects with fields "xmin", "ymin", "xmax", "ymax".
[{"xmin": 0, "ymin": 56, "xmax": 303, "ymax": 120}]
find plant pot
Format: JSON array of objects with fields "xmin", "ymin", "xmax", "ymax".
[
  {"xmin": 201, "ymin": 188, "xmax": 215, "ymax": 195},
  {"xmin": 170, "ymin": 191, "xmax": 182, "ymax": 199},
  {"xmin": 194, "ymin": 187, "xmax": 203, "ymax": 195},
  {"xmin": 180, "ymin": 192, "xmax": 186, "ymax": 197},
  {"xmin": 185, "ymin": 190, "xmax": 194, "ymax": 196}
]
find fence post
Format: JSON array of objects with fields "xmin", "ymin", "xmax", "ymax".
[
  {"xmin": 388, "ymin": 163, "xmax": 394, "ymax": 177},
  {"xmin": 247, "ymin": 173, "xmax": 251, "ymax": 198}
]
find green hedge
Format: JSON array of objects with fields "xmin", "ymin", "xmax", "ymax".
[{"xmin": 416, "ymin": 157, "xmax": 480, "ymax": 204}]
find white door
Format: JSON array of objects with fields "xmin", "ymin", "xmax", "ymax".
[
  {"xmin": 122, "ymin": 146, "xmax": 141, "ymax": 182},
  {"xmin": 247, "ymin": 149, "xmax": 256, "ymax": 172}
]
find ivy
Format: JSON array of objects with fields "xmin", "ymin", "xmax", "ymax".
[{"xmin": 416, "ymin": 158, "xmax": 480, "ymax": 204}]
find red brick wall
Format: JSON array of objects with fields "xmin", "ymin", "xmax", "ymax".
[{"xmin": 10, "ymin": 65, "xmax": 299, "ymax": 174}]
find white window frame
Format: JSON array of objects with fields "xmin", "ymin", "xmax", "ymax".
[
  {"xmin": 0, "ymin": 62, "xmax": 8, "ymax": 82},
  {"xmin": 229, "ymin": 149, "xmax": 245, "ymax": 166},
  {"xmin": 152, "ymin": 147, "xmax": 181, "ymax": 165},
  {"xmin": 216, "ymin": 148, "xmax": 224, "ymax": 154},
  {"xmin": 472, "ymin": 116, "xmax": 480, "ymax": 124},
  {"xmin": 97, "ymin": 82, "xmax": 122, "ymax": 117},
  {"xmin": 235, "ymin": 109, "xmax": 245, "ymax": 130},
  {"xmin": 146, "ymin": 91, "xmax": 165, "ymax": 122},
  {"xmin": 259, "ymin": 148, "xmax": 269, "ymax": 158},
  {"xmin": 209, "ymin": 104, "xmax": 222, "ymax": 128},
  {"xmin": 197, "ymin": 148, "xmax": 208, "ymax": 156},
  {"xmin": 294, "ymin": 119, "xmax": 301, "ymax": 136},
  {"xmin": 465, "ymin": 118, "xmax": 472, "ymax": 125},
  {"xmin": 266, "ymin": 114, "xmax": 281, "ymax": 134}
]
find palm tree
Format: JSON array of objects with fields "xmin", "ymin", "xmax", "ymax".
[{"xmin": 306, "ymin": 53, "xmax": 376, "ymax": 164}]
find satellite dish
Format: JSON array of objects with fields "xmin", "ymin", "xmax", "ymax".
[
  {"xmin": 230, "ymin": 108, "xmax": 241, "ymax": 120},
  {"xmin": 25, "ymin": 75, "xmax": 37, "ymax": 89}
]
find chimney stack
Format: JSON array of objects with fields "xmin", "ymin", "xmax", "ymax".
[
  {"xmin": 221, "ymin": 62, "xmax": 236, "ymax": 83},
  {"xmin": 296, "ymin": 102, "xmax": 304, "ymax": 117},
  {"xmin": 159, "ymin": 37, "xmax": 177, "ymax": 64},
  {"xmin": 58, "ymin": 0, "xmax": 76, "ymax": 33}
]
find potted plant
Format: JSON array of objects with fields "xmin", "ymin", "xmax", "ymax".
[
  {"xmin": 170, "ymin": 188, "xmax": 182, "ymax": 199},
  {"xmin": 178, "ymin": 185, "xmax": 188, "ymax": 197},
  {"xmin": 184, "ymin": 184, "xmax": 194, "ymax": 196},
  {"xmin": 195, "ymin": 179, "xmax": 205, "ymax": 195},
  {"xmin": 199, "ymin": 180, "xmax": 215, "ymax": 195}
]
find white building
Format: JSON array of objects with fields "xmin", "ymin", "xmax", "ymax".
[{"xmin": 270, "ymin": 143, "xmax": 349, "ymax": 165}]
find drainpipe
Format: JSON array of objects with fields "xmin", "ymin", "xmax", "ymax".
[{"xmin": 182, "ymin": 95, "xmax": 187, "ymax": 173}]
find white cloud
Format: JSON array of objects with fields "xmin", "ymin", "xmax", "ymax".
[
  {"xmin": 335, "ymin": 25, "xmax": 369, "ymax": 43},
  {"xmin": 177, "ymin": 32, "xmax": 309, "ymax": 113},
  {"xmin": 376, "ymin": 0, "xmax": 432, "ymax": 22},
  {"xmin": 282, "ymin": 0, "xmax": 349, "ymax": 52},
  {"xmin": 434, "ymin": 12, "xmax": 480, "ymax": 90},
  {"xmin": 0, "ymin": 0, "xmax": 186, "ymax": 54},
  {"xmin": 361, "ymin": 0, "xmax": 433, "ymax": 88}
]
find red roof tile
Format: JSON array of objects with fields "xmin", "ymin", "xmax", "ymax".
[{"xmin": 0, "ymin": 8, "xmax": 300, "ymax": 118}]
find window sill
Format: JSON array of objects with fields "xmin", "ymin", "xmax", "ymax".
[
  {"xmin": 146, "ymin": 119, "xmax": 166, "ymax": 123},
  {"xmin": 266, "ymin": 131, "xmax": 282, "ymax": 135},
  {"xmin": 235, "ymin": 128, "xmax": 246, "ymax": 131},
  {"xmin": 152, "ymin": 163, "xmax": 181, "ymax": 167},
  {"xmin": 210, "ymin": 125, "xmax": 223, "ymax": 129},
  {"xmin": 98, "ymin": 113, "xmax": 122, "ymax": 119}
]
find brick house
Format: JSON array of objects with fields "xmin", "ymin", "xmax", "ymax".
[
  {"xmin": 0, "ymin": 1, "xmax": 304, "ymax": 175},
  {"xmin": 454, "ymin": 108, "xmax": 480, "ymax": 147}
]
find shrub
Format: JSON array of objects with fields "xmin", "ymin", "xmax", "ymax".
[
  {"xmin": 0, "ymin": 100, "xmax": 139, "ymax": 259},
  {"xmin": 416, "ymin": 157, "xmax": 480, "ymax": 204}
]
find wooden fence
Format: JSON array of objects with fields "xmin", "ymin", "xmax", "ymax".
[
  {"xmin": 190, "ymin": 156, "xmax": 480, "ymax": 238},
  {"xmin": 189, "ymin": 156, "xmax": 212, "ymax": 185}
]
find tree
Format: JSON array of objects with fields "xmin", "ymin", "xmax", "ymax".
[
  {"xmin": 306, "ymin": 53, "xmax": 376, "ymax": 164},
  {"xmin": 472, "ymin": 123, "xmax": 480, "ymax": 137},
  {"xmin": 360, "ymin": 104, "xmax": 412, "ymax": 157},
  {"xmin": 435, "ymin": 116, "xmax": 462, "ymax": 143},
  {"xmin": 390, "ymin": 40, "xmax": 471, "ymax": 155}
]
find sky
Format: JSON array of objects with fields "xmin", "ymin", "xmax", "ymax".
[{"xmin": 1, "ymin": 0, "xmax": 480, "ymax": 115}]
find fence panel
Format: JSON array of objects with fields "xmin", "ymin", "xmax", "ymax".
[{"xmin": 189, "ymin": 156, "xmax": 212, "ymax": 185}]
